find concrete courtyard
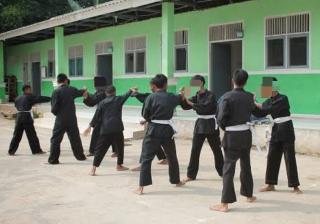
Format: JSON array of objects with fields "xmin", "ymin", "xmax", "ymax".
[{"xmin": 0, "ymin": 116, "xmax": 319, "ymax": 224}]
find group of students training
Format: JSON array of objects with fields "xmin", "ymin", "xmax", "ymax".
[{"xmin": 8, "ymin": 69, "xmax": 302, "ymax": 212}]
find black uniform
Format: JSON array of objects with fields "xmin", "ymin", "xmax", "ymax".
[
  {"xmin": 8, "ymin": 94, "xmax": 51, "ymax": 155},
  {"xmin": 48, "ymin": 84, "xmax": 86, "ymax": 164},
  {"xmin": 258, "ymin": 93, "xmax": 300, "ymax": 187},
  {"xmin": 83, "ymin": 91, "xmax": 117, "ymax": 155},
  {"xmin": 92, "ymin": 91, "xmax": 132, "ymax": 167},
  {"xmin": 133, "ymin": 92, "xmax": 166, "ymax": 161},
  {"xmin": 181, "ymin": 90, "xmax": 224, "ymax": 179},
  {"xmin": 217, "ymin": 88, "xmax": 259, "ymax": 203},
  {"xmin": 139, "ymin": 90, "xmax": 182, "ymax": 187}
]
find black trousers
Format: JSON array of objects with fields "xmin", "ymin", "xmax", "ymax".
[
  {"xmin": 89, "ymin": 125, "xmax": 117, "ymax": 154},
  {"xmin": 139, "ymin": 135, "xmax": 180, "ymax": 186},
  {"xmin": 8, "ymin": 122, "xmax": 42, "ymax": 154},
  {"xmin": 48, "ymin": 121, "xmax": 86, "ymax": 164},
  {"xmin": 93, "ymin": 132, "xmax": 124, "ymax": 167},
  {"xmin": 187, "ymin": 133, "xmax": 224, "ymax": 179},
  {"xmin": 265, "ymin": 141, "xmax": 300, "ymax": 187},
  {"xmin": 138, "ymin": 146, "xmax": 166, "ymax": 163},
  {"xmin": 221, "ymin": 146, "xmax": 253, "ymax": 203}
]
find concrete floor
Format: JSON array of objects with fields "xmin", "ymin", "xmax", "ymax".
[{"xmin": 0, "ymin": 117, "xmax": 319, "ymax": 224}]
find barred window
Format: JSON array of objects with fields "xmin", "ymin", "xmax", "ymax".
[
  {"xmin": 175, "ymin": 30, "xmax": 188, "ymax": 72},
  {"xmin": 266, "ymin": 13, "xmax": 309, "ymax": 68},
  {"xmin": 69, "ymin": 46, "xmax": 83, "ymax": 77},
  {"xmin": 125, "ymin": 36, "xmax": 146, "ymax": 74}
]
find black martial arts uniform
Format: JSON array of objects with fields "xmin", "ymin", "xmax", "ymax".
[
  {"xmin": 92, "ymin": 91, "xmax": 132, "ymax": 167},
  {"xmin": 83, "ymin": 90, "xmax": 117, "ymax": 155},
  {"xmin": 181, "ymin": 90, "xmax": 224, "ymax": 179},
  {"xmin": 258, "ymin": 93, "xmax": 300, "ymax": 188},
  {"xmin": 48, "ymin": 84, "xmax": 86, "ymax": 164},
  {"xmin": 133, "ymin": 92, "xmax": 167, "ymax": 161},
  {"xmin": 139, "ymin": 90, "xmax": 182, "ymax": 186},
  {"xmin": 218, "ymin": 88, "xmax": 259, "ymax": 203},
  {"xmin": 8, "ymin": 94, "xmax": 51, "ymax": 155}
]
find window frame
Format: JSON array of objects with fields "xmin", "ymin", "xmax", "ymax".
[
  {"xmin": 68, "ymin": 46, "xmax": 84, "ymax": 77},
  {"xmin": 174, "ymin": 30, "xmax": 189, "ymax": 73},
  {"xmin": 124, "ymin": 36, "xmax": 146, "ymax": 75},
  {"xmin": 287, "ymin": 33, "xmax": 309, "ymax": 69},
  {"xmin": 265, "ymin": 36, "xmax": 286, "ymax": 69}
]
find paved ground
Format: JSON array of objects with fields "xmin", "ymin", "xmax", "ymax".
[{"xmin": 0, "ymin": 117, "xmax": 319, "ymax": 224}]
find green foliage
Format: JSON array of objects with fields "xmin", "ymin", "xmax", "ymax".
[{"xmin": 0, "ymin": 0, "xmax": 112, "ymax": 33}]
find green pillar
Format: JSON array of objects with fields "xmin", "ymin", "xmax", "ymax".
[
  {"xmin": 0, "ymin": 41, "xmax": 5, "ymax": 101},
  {"xmin": 161, "ymin": 1, "xmax": 176, "ymax": 92},
  {"xmin": 55, "ymin": 27, "xmax": 65, "ymax": 75}
]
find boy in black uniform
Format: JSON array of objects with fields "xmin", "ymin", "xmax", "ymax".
[
  {"xmin": 83, "ymin": 77, "xmax": 118, "ymax": 158},
  {"xmin": 255, "ymin": 78, "xmax": 302, "ymax": 194},
  {"xmin": 89, "ymin": 85, "xmax": 136, "ymax": 175},
  {"xmin": 48, "ymin": 74, "xmax": 87, "ymax": 164},
  {"xmin": 211, "ymin": 69, "xmax": 258, "ymax": 212},
  {"xmin": 130, "ymin": 90, "xmax": 167, "ymax": 171},
  {"xmin": 134, "ymin": 74, "xmax": 185, "ymax": 195},
  {"xmin": 181, "ymin": 75, "xmax": 224, "ymax": 181},
  {"xmin": 8, "ymin": 85, "xmax": 51, "ymax": 155}
]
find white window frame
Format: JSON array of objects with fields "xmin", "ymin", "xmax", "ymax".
[
  {"xmin": 124, "ymin": 36, "xmax": 146, "ymax": 75},
  {"xmin": 174, "ymin": 30, "xmax": 188, "ymax": 73},
  {"xmin": 68, "ymin": 45, "xmax": 83, "ymax": 77},
  {"xmin": 265, "ymin": 13, "xmax": 310, "ymax": 70}
]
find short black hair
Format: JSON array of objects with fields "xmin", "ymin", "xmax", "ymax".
[
  {"xmin": 150, "ymin": 74, "xmax": 168, "ymax": 89},
  {"xmin": 105, "ymin": 85, "xmax": 116, "ymax": 95},
  {"xmin": 57, "ymin": 73, "xmax": 68, "ymax": 84},
  {"xmin": 22, "ymin": 84, "xmax": 31, "ymax": 92},
  {"xmin": 233, "ymin": 69, "xmax": 248, "ymax": 87},
  {"xmin": 192, "ymin": 74, "xmax": 205, "ymax": 85}
]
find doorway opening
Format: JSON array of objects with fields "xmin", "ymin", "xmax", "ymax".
[
  {"xmin": 96, "ymin": 54, "xmax": 113, "ymax": 86},
  {"xmin": 31, "ymin": 62, "xmax": 41, "ymax": 96},
  {"xmin": 210, "ymin": 40, "xmax": 242, "ymax": 99}
]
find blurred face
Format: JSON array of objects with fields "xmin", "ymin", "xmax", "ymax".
[
  {"xmin": 271, "ymin": 90, "xmax": 278, "ymax": 97},
  {"xmin": 24, "ymin": 88, "xmax": 32, "ymax": 94}
]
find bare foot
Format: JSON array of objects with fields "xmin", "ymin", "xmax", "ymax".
[
  {"xmin": 157, "ymin": 159, "xmax": 168, "ymax": 165},
  {"xmin": 176, "ymin": 181, "xmax": 186, "ymax": 187},
  {"xmin": 131, "ymin": 166, "xmax": 141, "ymax": 172},
  {"xmin": 117, "ymin": 165, "xmax": 129, "ymax": 171},
  {"xmin": 111, "ymin": 153, "xmax": 118, "ymax": 158},
  {"xmin": 89, "ymin": 166, "xmax": 96, "ymax": 176},
  {"xmin": 260, "ymin": 185, "xmax": 275, "ymax": 192},
  {"xmin": 247, "ymin": 196, "xmax": 257, "ymax": 203},
  {"xmin": 86, "ymin": 153, "xmax": 94, "ymax": 157},
  {"xmin": 133, "ymin": 187, "xmax": 144, "ymax": 195},
  {"xmin": 183, "ymin": 177, "xmax": 194, "ymax": 182},
  {"xmin": 293, "ymin": 187, "xmax": 303, "ymax": 194},
  {"xmin": 209, "ymin": 203, "xmax": 229, "ymax": 212}
]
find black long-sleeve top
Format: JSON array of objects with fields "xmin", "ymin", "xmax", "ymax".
[
  {"xmin": 217, "ymin": 88, "xmax": 258, "ymax": 131},
  {"xmin": 83, "ymin": 90, "xmax": 106, "ymax": 107},
  {"xmin": 15, "ymin": 94, "xmax": 51, "ymax": 124},
  {"xmin": 91, "ymin": 91, "xmax": 132, "ymax": 135},
  {"xmin": 181, "ymin": 89, "xmax": 218, "ymax": 134},
  {"xmin": 51, "ymin": 84, "xmax": 85, "ymax": 125},
  {"xmin": 143, "ymin": 90, "xmax": 183, "ymax": 138},
  {"xmin": 257, "ymin": 93, "xmax": 295, "ymax": 143}
]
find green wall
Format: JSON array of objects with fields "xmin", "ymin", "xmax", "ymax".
[{"xmin": 5, "ymin": 0, "xmax": 320, "ymax": 114}]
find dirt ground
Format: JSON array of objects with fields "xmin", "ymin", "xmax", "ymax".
[{"xmin": 0, "ymin": 117, "xmax": 319, "ymax": 224}]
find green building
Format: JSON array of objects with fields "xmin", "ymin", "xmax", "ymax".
[{"xmin": 0, "ymin": 0, "xmax": 319, "ymax": 114}]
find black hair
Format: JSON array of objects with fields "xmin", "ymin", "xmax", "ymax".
[
  {"xmin": 57, "ymin": 73, "xmax": 68, "ymax": 84},
  {"xmin": 192, "ymin": 74, "xmax": 205, "ymax": 85},
  {"xmin": 67, "ymin": 78, "xmax": 70, "ymax": 85},
  {"xmin": 22, "ymin": 84, "xmax": 31, "ymax": 92},
  {"xmin": 105, "ymin": 85, "xmax": 116, "ymax": 95},
  {"xmin": 232, "ymin": 69, "xmax": 248, "ymax": 87},
  {"xmin": 150, "ymin": 74, "xmax": 168, "ymax": 89}
]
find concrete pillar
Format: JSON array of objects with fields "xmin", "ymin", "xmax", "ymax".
[
  {"xmin": 0, "ymin": 41, "xmax": 5, "ymax": 101},
  {"xmin": 54, "ymin": 27, "xmax": 65, "ymax": 75},
  {"xmin": 161, "ymin": 1, "xmax": 176, "ymax": 92}
]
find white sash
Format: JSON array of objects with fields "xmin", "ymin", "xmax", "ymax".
[
  {"xmin": 273, "ymin": 116, "xmax": 291, "ymax": 124},
  {"xmin": 225, "ymin": 124, "xmax": 249, "ymax": 131},
  {"xmin": 151, "ymin": 119, "xmax": 177, "ymax": 134},
  {"xmin": 197, "ymin": 114, "xmax": 218, "ymax": 130}
]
